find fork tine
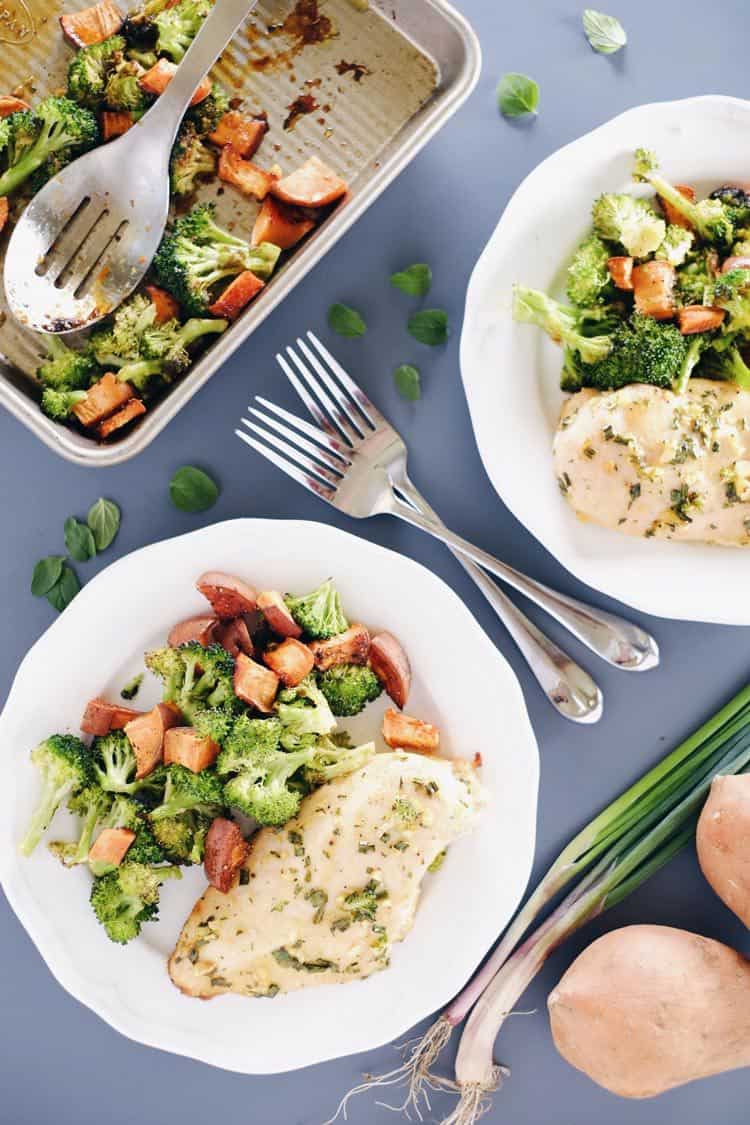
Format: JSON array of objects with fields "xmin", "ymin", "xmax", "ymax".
[
  {"xmin": 248, "ymin": 405, "xmax": 348, "ymax": 473},
  {"xmin": 255, "ymin": 396, "xmax": 352, "ymax": 460},
  {"xmin": 240, "ymin": 419, "xmax": 342, "ymax": 488},
  {"xmin": 283, "ymin": 345, "xmax": 364, "ymax": 445},
  {"xmin": 306, "ymin": 330, "xmax": 389, "ymax": 431},
  {"xmin": 295, "ymin": 335, "xmax": 371, "ymax": 437},
  {"xmin": 235, "ymin": 429, "xmax": 336, "ymax": 502},
  {"xmin": 276, "ymin": 354, "xmax": 343, "ymax": 443}
]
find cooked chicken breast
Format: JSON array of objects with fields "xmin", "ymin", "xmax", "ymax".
[
  {"xmin": 169, "ymin": 752, "xmax": 484, "ymax": 999},
  {"xmin": 553, "ymin": 380, "xmax": 750, "ymax": 544}
]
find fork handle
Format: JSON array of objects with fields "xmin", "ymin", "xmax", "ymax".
[
  {"xmin": 137, "ymin": 0, "xmax": 257, "ymax": 148},
  {"xmin": 395, "ymin": 478, "xmax": 602, "ymax": 723},
  {"xmin": 387, "ymin": 493, "xmax": 659, "ymax": 672}
]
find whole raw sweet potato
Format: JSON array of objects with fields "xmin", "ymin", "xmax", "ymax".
[
  {"xmin": 697, "ymin": 773, "xmax": 750, "ymax": 927},
  {"xmin": 548, "ymin": 924, "xmax": 750, "ymax": 1098}
]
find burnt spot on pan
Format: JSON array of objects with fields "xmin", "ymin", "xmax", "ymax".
[{"xmin": 335, "ymin": 59, "xmax": 371, "ymax": 82}]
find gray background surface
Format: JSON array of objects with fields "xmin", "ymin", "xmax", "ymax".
[{"xmin": 1, "ymin": 1, "xmax": 749, "ymax": 1122}]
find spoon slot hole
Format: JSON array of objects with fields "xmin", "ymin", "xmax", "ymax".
[
  {"xmin": 35, "ymin": 196, "xmax": 92, "ymax": 278},
  {"xmin": 54, "ymin": 208, "xmax": 111, "ymax": 291},
  {"xmin": 74, "ymin": 218, "xmax": 130, "ymax": 300}
]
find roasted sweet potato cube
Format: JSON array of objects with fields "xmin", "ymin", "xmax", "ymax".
[
  {"xmin": 676, "ymin": 305, "xmax": 727, "ymax": 335},
  {"xmin": 80, "ymin": 698, "xmax": 143, "ymax": 736},
  {"xmin": 196, "ymin": 572, "xmax": 257, "ymax": 618},
  {"xmin": 97, "ymin": 398, "xmax": 146, "ymax": 438},
  {"xmin": 145, "ymin": 284, "xmax": 180, "ymax": 324},
  {"xmin": 251, "ymin": 196, "xmax": 315, "ymax": 250},
  {"xmin": 0, "ymin": 96, "xmax": 30, "ymax": 118},
  {"xmin": 309, "ymin": 624, "xmax": 370, "ymax": 671},
  {"xmin": 88, "ymin": 827, "xmax": 135, "ymax": 868},
  {"xmin": 125, "ymin": 703, "xmax": 181, "ymax": 779},
  {"xmin": 657, "ymin": 184, "xmax": 696, "ymax": 229},
  {"xmin": 271, "ymin": 155, "xmax": 347, "ymax": 208},
  {"xmin": 139, "ymin": 59, "xmax": 211, "ymax": 104},
  {"xmin": 262, "ymin": 638, "xmax": 314, "ymax": 688},
  {"xmin": 607, "ymin": 256, "xmax": 634, "ymax": 291},
  {"xmin": 204, "ymin": 817, "xmax": 248, "ymax": 893},
  {"xmin": 210, "ymin": 112, "xmax": 267, "ymax": 157},
  {"xmin": 164, "ymin": 727, "xmax": 219, "ymax": 773},
  {"xmin": 208, "ymin": 270, "xmax": 264, "ymax": 320},
  {"xmin": 369, "ymin": 631, "xmax": 412, "ymax": 710},
  {"xmin": 60, "ymin": 0, "xmax": 123, "ymax": 47},
  {"xmin": 233, "ymin": 652, "xmax": 279, "ymax": 712},
  {"xmin": 218, "ymin": 146, "xmax": 277, "ymax": 200},
  {"xmin": 214, "ymin": 617, "xmax": 254, "ymax": 658},
  {"xmin": 632, "ymin": 260, "xmax": 676, "ymax": 320},
  {"xmin": 382, "ymin": 708, "xmax": 440, "ymax": 754},
  {"xmin": 72, "ymin": 373, "xmax": 132, "ymax": 428},
  {"xmin": 101, "ymin": 110, "xmax": 133, "ymax": 141},
  {"xmin": 257, "ymin": 590, "xmax": 302, "ymax": 637},
  {"xmin": 167, "ymin": 614, "xmax": 218, "ymax": 648}
]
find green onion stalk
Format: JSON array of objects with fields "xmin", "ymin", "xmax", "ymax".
[{"xmin": 323, "ymin": 682, "xmax": 750, "ymax": 1125}]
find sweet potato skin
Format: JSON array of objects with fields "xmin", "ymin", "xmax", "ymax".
[
  {"xmin": 271, "ymin": 155, "xmax": 347, "ymax": 207},
  {"xmin": 204, "ymin": 817, "xmax": 248, "ymax": 893},
  {"xmin": 197, "ymin": 572, "xmax": 257, "ymax": 618},
  {"xmin": 81, "ymin": 698, "xmax": 142, "ymax": 736},
  {"xmin": 252, "ymin": 196, "xmax": 315, "ymax": 250},
  {"xmin": 548, "ymin": 924, "xmax": 750, "ymax": 1098},
  {"xmin": 632, "ymin": 260, "xmax": 676, "ymax": 320},
  {"xmin": 369, "ymin": 631, "xmax": 411, "ymax": 709},
  {"xmin": 164, "ymin": 727, "xmax": 219, "ymax": 773},
  {"xmin": 233, "ymin": 653, "xmax": 279, "ymax": 712},
  {"xmin": 209, "ymin": 112, "xmax": 266, "ymax": 157},
  {"xmin": 257, "ymin": 590, "xmax": 302, "ymax": 638},
  {"xmin": 382, "ymin": 708, "xmax": 439, "ymax": 753},
  {"xmin": 168, "ymin": 614, "xmax": 218, "ymax": 648},
  {"xmin": 697, "ymin": 774, "xmax": 750, "ymax": 927},
  {"xmin": 308, "ymin": 624, "xmax": 370, "ymax": 671}
]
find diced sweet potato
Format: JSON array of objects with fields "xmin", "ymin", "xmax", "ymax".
[
  {"xmin": 369, "ymin": 631, "xmax": 411, "ymax": 710},
  {"xmin": 96, "ymin": 397, "xmax": 146, "ymax": 438},
  {"xmin": 60, "ymin": 0, "xmax": 123, "ymax": 47},
  {"xmin": 233, "ymin": 652, "xmax": 279, "ymax": 712},
  {"xmin": 214, "ymin": 617, "xmax": 254, "ymax": 658},
  {"xmin": 196, "ymin": 572, "xmax": 258, "ymax": 618},
  {"xmin": 204, "ymin": 817, "xmax": 248, "ymax": 893},
  {"xmin": 218, "ymin": 146, "xmax": 277, "ymax": 200},
  {"xmin": 167, "ymin": 614, "xmax": 218, "ymax": 647},
  {"xmin": 309, "ymin": 624, "xmax": 370, "ymax": 672},
  {"xmin": 88, "ymin": 827, "xmax": 135, "ymax": 868},
  {"xmin": 145, "ymin": 283, "xmax": 180, "ymax": 323},
  {"xmin": 209, "ymin": 112, "xmax": 267, "ymax": 158},
  {"xmin": 607, "ymin": 256, "xmax": 633, "ymax": 291},
  {"xmin": 631, "ymin": 260, "xmax": 676, "ymax": 320},
  {"xmin": 80, "ymin": 698, "xmax": 142, "ymax": 736},
  {"xmin": 72, "ymin": 372, "xmax": 132, "ymax": 428},
  {"xmin": 0, "ymin": 96, "xmax": 30, "ymax": 118},
  {"xmin": 251, "ymin": 196, "xmax": 315, "ymax": 250},
  {"xmin": 0, "ymin": 197, "xmax": 8, "ymax": 236},
  {"xmin": 262, "ymin": 638, "xmax": 314, "ymax": 688},
  {"xmin": 657, "ymin": 184, "xmax": 695, "ymax": 229},
  {"xmin": 139, "ymin": 59, "xmax": 211, "ymax": 105},
  {"xmin": 382, "ymin": 708, "xmax": 440, "ymax": 754},
  {"xmin": 257, "ymin": 590, "xmax": 302, "ymax": 638},
  {"xmin": 676, "ymin": 305, "xmax": 726, "ymax": 335},
  {"xmin": 271, "ymin": 155, "xmax": 348, "ymax": 208},
  {"xmin": 208, "ymin": 270, "xmax": 264, "ymax": 320},
  {"xmin": 125, "ymin": 702, "xmax": 181, "ymax": 779},
  {"xmin": 164, "ymin": 727, "xmax": 219, "ymax": 773},
  {"xmin": 101, "ymin": 110, "xmax": 133, "ymax": 141}
]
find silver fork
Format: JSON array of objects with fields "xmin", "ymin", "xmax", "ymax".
[{"xmin": 236, "ymin": 333, "xmax": 660, "ymax": 721}]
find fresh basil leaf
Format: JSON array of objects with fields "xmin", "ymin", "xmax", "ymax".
[
  {"xmin": 46, "ymin": 565, "xmax": 80, "ymax": 612},
  {"xmin": 497, "ymin": 73, "xmax": 539, "ymax": 118},
  {"xmin": 394, "ymin": 364, "xmax": 421, "ymax": 402},
  {"xmin": 169, "ymin": 466, "xmax": 220, "ymax": 513},
  {"xmin": 87, "ymin": 498, "xmax": 121, "ymax": 551},
  {"xmin": 328, "ymin": 303, "xmax": 366, "ymax": 338},
  {"xmin": 390, "ymin": 264, "xmax": 432, "ymax": 297},
  {"xmin": 31, "ymin": 556, "xmax": 65, "ymax": 597},
  {"xmin": 407, "ymin": 309, "xmax": 449, "ymax": 346},
  {"xmin": 64, "ymin": 516, "xmax": 97, "ymax": 562},
  {"xmin": 583, "ymin": 9, "xmax": 627, "ymax": 53}
]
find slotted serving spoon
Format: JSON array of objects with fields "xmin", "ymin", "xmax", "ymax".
[{"xmin": 4, "ymin": 0, "xmax": 257, "ymax": 335}]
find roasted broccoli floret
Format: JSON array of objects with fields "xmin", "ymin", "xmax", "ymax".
[
  {"xmin": 655, "ymin": 224, "xmax": 694, "ymax": 267},
  {"xmin": 146, "ymin": 641, "xmax": 236, "ymax": 722},
  {"xmin": 170, "ymin": 123, "xmax": 216, "ymax": 196},
  {"xmin": 303, "ymin": 738, "xmax": 376, "ymax": 784},
  {"xmin": 317, "ymin": 664, "xmax": 382, "ymax": 716},
  {"xmin": 104, "ymin": 58, "xmax": 149, "ymax": 113},
  {"xmin": 591, "ymin": 192, "xmax": 666, "ymax": 258},
  {"xmin": 223, "ymin": 747, "xmax": 310, "ymax": 826},
  {"xmin": 153, "ymin": 202, "xmax": 281, "ymax": 316},
  {"xmin": 566, "ymin": 233, "xmax": 613, "ymax": 306},
  {"xmin": 276, "ymin": 675, "xmax": 337, "ymax": 749},
  {"xmin": 674, "ymin": 334, "xmax": 711, "ymax": 394},
  {"xmin": 699, "ymin": 340, "xmax": 750, "ymax": 390},
  {"xmin": 92, "ymin": 730, "xmax": 165, "ymax": 798},
  {"xmin": 150, "ymin": 810, "xmax": 211, "ymax": 864},
  {"xmin": 284, "ymin": 579, "xmax": 349, "ymax": 640},
  {"xmin": 37, "ymin": 334, "xmax": 97, "ymax": 390},
  {"xmin": 67, "ymin": 35, "xmax": 125, "ymax": 108},
  {"xmin": 0, "ymin": 97, "xmax": 98, "ymax": 199},
  {"xmin": 187, "ymin": 82, "xmax": 230, "ymax": 135},
  {"xmin": 153, "ymin": 0, "xmax": 212, "ymax": 62},
  {"xmin": 676, "ymin": 249, "xmax": 716, "ymax": 306},
  {"xmin": 710, "ymin": 268, "xmax": 750, "ymax": 334},
  {"xmin": 512, "ymin": 285, "xmax": 614, "ymax": 366},
  {"xmin": 90, "ymin": 861, "xmax": 181, "ymax": 944},
  {"xmin": 567, "ymin": 313, "xmax": 688, "ymax": 392},
  {"xmin": 709, "ymin": 185, "xmax": 750, "ymax": 229},
  {"xmin": 149, "ymin": 764, "xmax": 224, "ymax": 822},
  {"xmin": 20, "ymin": 734, "xmax": 93, "ymax": 856},
  {"xmin": 48, "ymin": 783, "xmax": 112, "ymax": 867},
  {"xmin": 633, "ymin": 149, "xmax": 733, "ymax": 247},
  {"xmin": 192, "ymin": 705, "xmax": 235, "ymax": 747},
  {"xmin": 122, "ymin": 0, "xmax": 173, "ymax": 45},
  {"xmin": 216, "ymin": 714, "xmax": 282, "ymax": 775},
  {"xmin": 41, "ymin": 387, "xmax": 89, "ymax": 421}
]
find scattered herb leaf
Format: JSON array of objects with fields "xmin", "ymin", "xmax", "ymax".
[
  {"xmin": 87, "ymin": 498, "xmax": 121, "ymax": 551},
  {"xmin": 169, "ymin": 466, "xmax": 220, "ymax": 513},
  {"xmin": 390, "ymin": 264, "xmax": 432, "ymax": 297},
  {"xmin": 121, "ymin": 673, "xmax": 143, "ymax": 701},
  {"xmin": 497, "ymin": 72, "xmax": 539, "ymax": 118},
  {"xmin": 407, "ymin": 309, "xmax": 449, "ymax": 346},
  {"xmin": 394, "ymin": 364, "xmax": 421, "ymax": 401},
  {"xmin": 64, "ymin": 517, "xmax": 97, "ymax": 563},
  {"xmin": 31, "ymin": 556, "xmax": 65, "ymax": 597},
  {"xmin": 46, "ymin": 565, "xmax": 80, "ymax": 612},
  {"xmin": 582, "ymin": 9, "xmax": 627, "ymax": 54},
  {"xmin": 328, "ymin": 303, "xmax": 366, "ymax": 338}
]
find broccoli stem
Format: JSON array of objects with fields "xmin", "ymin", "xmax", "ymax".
[
  {"xmin": 178, "ymin": 318, "xmax": 228, "ymax": 347},
  {"xmin": 19, "ymin": 777, "xmax": 75, "ymax": 857},
  {"xmin": 674, "ymin": 336, "xmax": 706, "ymax": 395}
]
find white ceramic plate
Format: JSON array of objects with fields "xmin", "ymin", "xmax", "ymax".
[
  {"xmin": 461, "ymin": 95, "xmax": 750, "ymax": 626},
  {"xmin": 0, "ymin": 519, "xmax": 539, "ymax": 1074}
]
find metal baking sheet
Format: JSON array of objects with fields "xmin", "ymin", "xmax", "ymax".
[{"xmin": 0, "ymin": 0, "xmax": 480, "ymax": 465}]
